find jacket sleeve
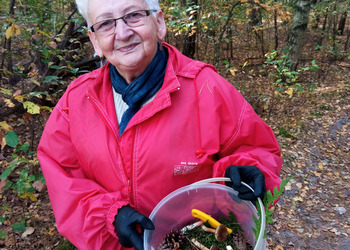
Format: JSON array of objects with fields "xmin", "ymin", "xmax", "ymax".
[
  {"xmin": 212, "ymin": 99, "xmax": 283, "ymax": 192},
  {"xmin": 198, "ymin": 70, "xmax": 283, "ymax": 193},
  {"xmin": 37, "ymin": 102, "xmax": 128, "ymax": 249}
]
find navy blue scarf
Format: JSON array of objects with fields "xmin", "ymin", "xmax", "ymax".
[{"xmin": 110, "ymin": 44, "xmax": 167, "ymax": 135}]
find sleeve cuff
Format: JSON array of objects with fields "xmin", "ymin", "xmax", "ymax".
[{"xmin": 106, "ymin": 201, "xmax": 129, "ymax": 237}]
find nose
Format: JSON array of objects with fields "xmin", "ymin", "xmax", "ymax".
[{"xmin": 114, "ymin": 19, "xmax": 134, "ymax": 40}]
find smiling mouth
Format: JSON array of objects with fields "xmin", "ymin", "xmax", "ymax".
[{"xmin": 117, "ymin": 43, "xmax": 139, "ymax": 53}]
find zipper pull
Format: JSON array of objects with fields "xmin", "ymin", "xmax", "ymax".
[{"xmin": 127, "ymin": 179, "xmax": 132, "ymax": 198}]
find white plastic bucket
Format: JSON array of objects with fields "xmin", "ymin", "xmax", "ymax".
[{"xmin": 144, "ymin": 177, "xmax": 266, "ymax": 250}]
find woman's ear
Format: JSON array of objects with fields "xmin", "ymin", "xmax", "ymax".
[
  {"xmin": 88, "ymin": 30, "xmax": 104, "ymax": 58},
  {"xmin": 155, "ymin": 11, "xmax": 167, "ymax": 41}
]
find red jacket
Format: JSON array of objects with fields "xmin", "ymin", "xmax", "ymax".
[{"xmin": 37, "ymin": 43, "xmax": 282, "ymax": 249}]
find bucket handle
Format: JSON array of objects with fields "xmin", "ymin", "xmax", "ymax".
[{"xmin": 191, "ymin": 177, "xmax": 266, "ymax": 250}]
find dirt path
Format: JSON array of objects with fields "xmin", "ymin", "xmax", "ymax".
[{"xmin": 267, "ymin": 75, "xmax": 350, "ymax": 249}]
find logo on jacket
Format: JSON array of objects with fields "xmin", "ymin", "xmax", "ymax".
[{"xmin": 174, "ymin": 162, "xmax": 200, "ymax": 176}]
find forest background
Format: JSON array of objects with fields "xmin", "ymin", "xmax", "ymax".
[{"xmin": 0, "ymin": 0, "xmax": 349, "ymax": 249}]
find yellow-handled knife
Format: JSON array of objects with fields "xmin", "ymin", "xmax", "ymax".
[{"xmin": 191, "ymin": 208, "xmax": 232, "ymax": 234}]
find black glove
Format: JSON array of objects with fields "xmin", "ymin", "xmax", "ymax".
[
  {"xmin": 114, "ymin": 205, "xmax": 155, "ymax": 250},
  {"xmin": 225, "ymin": 165, "xmax": 266, "ymax": 202}
]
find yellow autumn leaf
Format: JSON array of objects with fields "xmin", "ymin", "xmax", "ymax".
[
  {"xmin": 27, "ymin": 193, "xmax": 38, "ymax": 202},
  {"xmin": 40, "ymin": 106, "xmax": 53, "ymax": 112},
  {"xmin": 5, "ymin": 99, "xmax": 15, "ymax": 108},
  {"xmin": 19, "ymin": 193, "xmax": 37, "ymax": 202},
  {"xmin": 0, "ymin": 121, "xmax": 13, "ymax": 131},
  {"xmin": 274, "ymin": 90, "xmax": 282, "ymax": 97},
  {"xmin": 14, "ymin": 24, "xmax": 21, "ymax": 35},
  {"xmin": 293, "ymin": 196, "xmax": 303, "ymax": 202},
  {"xmin": 37, "ymin": 29, "xmax": 50, "ymax": 37},
  {"xmin": 318, "ymin": 163, "xmax": 324, "ymax": 169},
  {"xmin": 14, "ymin": 95, "xmax": 24, "ymax": 102},
  {"xmin": 29, "ymin": 78, "xmax": 41, "ymax": 86},
  {"xmin": 242, "ymin": 61, "xmax": 248, "ymax": 68},
  {"xmin": 229, "ymin": 69, "xmax": 238, "ymax": 76},
  {"xmin": 23, "ymin": 101, "xmax": 40, "ymax": 114},
  {"xmin": 285, "ymin": 87, "xmax": 293, "ymax": 98},
  {"xmin": 19, "ymin": 194, "xmax": 28, "ymax": 199},
  {"xmin": 5, "ymin": 23, "xmax": 21, "ymax": 39},
  {"xmin": 5, "ymin": 26, "xmax": 14, "ymax": 39}
]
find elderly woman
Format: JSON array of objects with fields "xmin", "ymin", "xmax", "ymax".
[{"xmin": 37, "ymin": 0, "xmax": 283, "ymax": 249}]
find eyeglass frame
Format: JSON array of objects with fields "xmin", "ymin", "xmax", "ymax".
[{"xmin": 90, "ymin": 9, "xmax": 158, "ymax": 34}]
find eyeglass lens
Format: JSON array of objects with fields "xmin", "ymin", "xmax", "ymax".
[{"xmin": 92, "ymin": 10, "xmax": 153, "ymax": 35}]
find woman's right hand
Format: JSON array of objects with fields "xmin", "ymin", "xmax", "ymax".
[{"xmin": 114, "ymin": 205, "xmax": 155, "ymax": 250}]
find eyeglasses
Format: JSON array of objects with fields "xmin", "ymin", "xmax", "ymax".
[{"xmin": 90, "ymin": 9, "xmax": 157, "ymax": 36}]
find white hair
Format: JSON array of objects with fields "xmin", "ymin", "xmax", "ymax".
[{"xmin": 75, "ymin": 0, "xmax": 161, "ymax": 27}]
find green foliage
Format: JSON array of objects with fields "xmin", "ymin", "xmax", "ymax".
[
  {"xmin": 11, "ymin": 219, "xmax": 26, "ymax": 232},
  {"xmin": 264, "ymin": 50, "xmax": 299, "ymax": 85},
  {"xmin": 0, "ymin": 230, "xmax": 7, "ymax": 240},
  {"xmin": 0, "ymin": 207, "xmax": 34, "ymax": 240},
  {"xmin": 1, "ymin": 131, "xmax": 44, "ymax": 201},
  {"xmin": 162, "ymin": 1, "xmax": 199, "ymax": 36},
  {"xmin": 277, "ymin": 126, "xmax": 298, "ymax": 139},
  {"xmin": 263, "ymin": 49, "xmax": 319, "ymax": 98},
  {"xmin": 0, "ymin": 0, "xmax": 88, "ymax": 89},
  {"xmin": 252, "ymin": 177, "xmax": 293, "ymax": 244},
  {"xmin": 5, "ymin": 131, "xmax": 18, "ymax": 148},
  {"xmin": 183, "ymin": 210, "xmax": 245, "ymax": 249}
]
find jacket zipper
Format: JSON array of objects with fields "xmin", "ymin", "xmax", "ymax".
[
  {"xmin": 87, "ymin": 91, "xmax": 133, "ymax": 203},
  {"xmin": 128, "ymin": 129, "xmax": 136, "ymax": 206}
]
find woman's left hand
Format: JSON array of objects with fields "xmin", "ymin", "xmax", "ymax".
[{"xmin": 224, "ymin": 165, "xmax": 266, "ymax": 202}]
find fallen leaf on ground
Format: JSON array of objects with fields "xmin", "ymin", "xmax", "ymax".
[
  {"xmin": 32, "ymin": 181, "xmax": 47, "ymax": 192},
  {"xmin": 22, "ymin": 227, "xmax": 35, "ymax": 237}
]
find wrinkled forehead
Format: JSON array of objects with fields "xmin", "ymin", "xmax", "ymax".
[{"xmin": 87, "ymin": 0, "xmax": 149, "ymax": 23}]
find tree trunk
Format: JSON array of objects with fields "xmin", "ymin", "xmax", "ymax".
[
  {"xmin": 0, "ymin": 0, "xmax": 16, "ymax": 84},
  {"xmin": 287, "ymin": 0, "xmax": 311, "ymax": 71},
  {"xmin": 316, "ymin": 13, "xmax": 328, "ymax": 46},
  {"xmin": 248, "ymin": 0, "xmax": 262, "ymax": 28},
  {"xmin": 182, "ymin": 0, "xmax": 197, "ymax": 59},
  {"xmin": 248, "ymin": 0, "xmax": 265, "ymax": 56},
  {"xmin": 311, "ymin": 0, "xmax": 320, "ymax": 29},
  {"xmin": 274, "ymin": 0, "xmax": 278, "ymax": 51},
  {"xmin": 329, "ymin": 1, "xmax": 338, "ymax": 58},
  {"xmin": 214, "ymin": 1, "xmax": 241, "ymax": 67},
  {"xmin": 337, "ymin": 11, "xmax": 347, "ymax": 36},
  {"xmin": 345, "ymin": 30, "xmax": 350, "ymax": 51}
]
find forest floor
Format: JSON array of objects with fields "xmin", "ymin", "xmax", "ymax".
[
  {"xmin": 263, "ymin": 63, "xmax": 350, "ymax": 249},
  {"xmin": 219, "ymin": 54, "xmax": 350, "ymax": 249},
  {"xmin": 0, "ymin": 42, "xmax": 350, "ymax": 249}
]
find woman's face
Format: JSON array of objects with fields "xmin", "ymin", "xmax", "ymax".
[{"xmin": 88, "ymin": 0, "xmax": 166, "ymax": 83}]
